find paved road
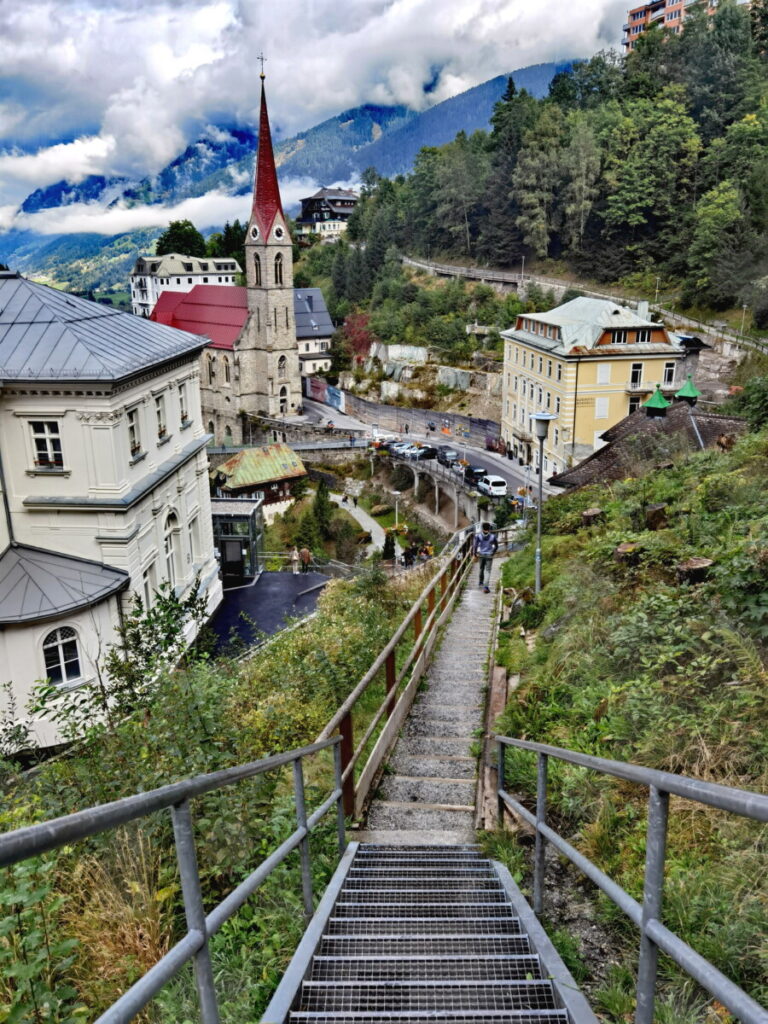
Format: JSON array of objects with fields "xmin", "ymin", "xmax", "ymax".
[{"xmin": 306, "ymin": 398, "xmax": 556, "ymax": 499}]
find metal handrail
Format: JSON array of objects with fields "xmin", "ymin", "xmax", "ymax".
[
  {"xmin": 496, "ymin": 736, "xmax": 768, "ymax": 1024},
  {"xmin": 0, "ymin": 736, "xmax": 346, "ymax": 1024}
]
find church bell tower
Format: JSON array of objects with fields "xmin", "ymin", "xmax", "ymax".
[{"xmin": 237, "ymin": 71, "xmax": 301, "ymax": 418}]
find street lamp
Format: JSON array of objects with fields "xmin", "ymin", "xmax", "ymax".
[
  {"xmin": 741, "ymin": 303, "xmax": 748, "ymax": 335},
  {"xmin": 530, "ymin": 413, "xmax": 557, "ymax": 595},
  {"xmin": 392, "ymin": 491, "xmax": 401, "ymax": 528}
]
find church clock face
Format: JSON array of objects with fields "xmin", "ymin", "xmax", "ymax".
[
  {"xmin": 274, "ymin": 225, "xmax": 284, "ymax": 239},
  {"xmin": 250, "ymin": 225, "xmax": 259, "ymax": 240}
]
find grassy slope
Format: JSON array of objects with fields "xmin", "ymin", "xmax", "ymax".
[{"xmin": 494, "ymin": 429, "xmax": 768, "ymax": 1020}]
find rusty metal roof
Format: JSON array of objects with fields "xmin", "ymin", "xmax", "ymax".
[{"xmin": 212, "ymin": 443, "xmax": 306, "ymax": 490}]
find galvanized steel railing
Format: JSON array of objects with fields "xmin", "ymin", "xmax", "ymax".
[
  {"xmin": 0, "ymin": 737, "xmax": 346, "ymax": 1024},
  {"xmin": 496, "ymin": 737, "xmax": 768, "ymax": 1024}
]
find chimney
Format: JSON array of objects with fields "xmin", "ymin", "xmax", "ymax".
[{"xmin": 637, "ymin": 300, "xmax": 649, "ymax": 319}]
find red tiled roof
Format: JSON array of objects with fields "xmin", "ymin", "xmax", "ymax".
[
  {"xmin": 251, "ymin": 78, "xmax": 284, "ymax": 238},
  {"xmin": 150, "ymin": 286, "xmax": 247, "ymax": 349}
]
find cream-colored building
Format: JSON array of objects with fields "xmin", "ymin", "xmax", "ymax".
[
  {"xmin": 501, "ymin": 298, "xmax": 686, "ymax": 476},
  {"xmin": 130, "ymin": 253, "xmax": 241, "ymax": 317},
  {"xmin": 0, "ymin": 269, "xmax": 222, "ymax": 747}
]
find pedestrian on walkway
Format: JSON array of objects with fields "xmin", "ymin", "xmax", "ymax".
[
  {"xmin": 353, "ymin": 495, "xmax": 358, "ymax": 508},
  {"xmin": 299, "ymin": 546, "xmax": 311, "ymax": 573},
  {"xmin": 290, "ymin": 545, "xmax": 300, "ymax": 575},
  {"xmin": 473, "ymin": 523, "xmax": 498, "ymax": 593},
  {"xmin": 341, "ymin": 493, "xmax": 348, "ymax": 505}
]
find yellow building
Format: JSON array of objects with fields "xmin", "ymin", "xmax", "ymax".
[{"xmin": 500, "ymin": 297, "xmax": 686, "ymax": 476}]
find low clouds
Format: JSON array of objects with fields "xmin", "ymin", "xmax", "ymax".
[{"xmin": 0, "ymin": 0, "xmax": 626, "ymax": 232}]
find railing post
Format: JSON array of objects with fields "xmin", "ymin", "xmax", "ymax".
[
  {"xmin": 340, "ymin": 712, "xmax": 355, "ymax": 816},
  {"xmin": 635, "ymin": 786, "xmax": 669, "ymax": 1024},
  {"xmin": 427, "ymin": 587, "xmax": 436, "ymax": 619},
  {"xmin": 439, "ymin": 571, "xmax": 448, "ymax": 612},
  {"xmin": 171, "ymin": 800, "xmax": 220, "ymax": 1024},
  {"xmin": 385, "ymin": 650, "xmax": 397, "ymax": 717},
  {"xmin": 414, "ymin": 607, "xmax": 423, "ymax": 641},
  {"xmin": 333, "ymin": 740, "xmax": 347, "ymax": 856},
  {"xmin": 533, "ymin": 753, "xmax": 548, "ymax": 917},
  {"xmin": 497, "ymin": 740, "xmax": 506, "ymax": 828},
  {"xmin": 292, "ymin": 758, "xmax": 314, "ymax": 920}
]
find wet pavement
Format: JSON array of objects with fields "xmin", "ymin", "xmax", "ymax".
[{"xmin": 209, "ymin": 571, "xmax": 327, "ymax": 654}]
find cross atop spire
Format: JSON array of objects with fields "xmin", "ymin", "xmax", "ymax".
[
  {"xmin": 250, "ymin": 75, "xmax": 284, "ymax": 238},
  {"xmin": 257, "ymin": 52, "xmax": 267, "ymax": 78}
]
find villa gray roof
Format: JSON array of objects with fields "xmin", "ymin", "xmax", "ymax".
[
  {"xmin": 0, "ymin": 543, "xmax": 130, "ymax": 625},
  {"xmin": 0, "ymin": 272, "xmax": 208, "ymax": 383},
  {"xmin": 502, "ymin": 297, "xmax": 678, "ymax": 356},
  {"xmin": 294, "ymin": 288, "xmax": 334, "ymax": 339}
]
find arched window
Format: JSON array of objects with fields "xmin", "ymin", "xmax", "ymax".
[
  {"xmin": 224, "ymin": 425, "xmax": 233, "ymax": 447},
  {"xmin": 279, "ymin": 386, "xmax": 288, "ymax": 414},
  {"xmin": 207, "ymin": 354, "xmax": 215, "ymax": 384},
  {"xmin": 164, "ymin": 512, "xmax": 180, "ymax": 587},
  {"xmin": 223, "ymin": 356, "xmax": 231, "ymax": 384},
  {"xmin": 253, "ymin": 253, "xmax": 261, "ymax": 286},
  {"xmin": 274, "ymin": 252, "xmax": 283, "ymax": 286},
  {"xmin": 43, "ymin": 626, "xmax": 81, "ymax": 685},
  {"xmin": 277, "ymin": 355, "xmax": 287, "ymax": 377}
]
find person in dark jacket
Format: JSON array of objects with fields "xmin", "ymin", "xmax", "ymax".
[{"xmin": 473, "ymin": 522, "xmax": 498, "ymax": 593}]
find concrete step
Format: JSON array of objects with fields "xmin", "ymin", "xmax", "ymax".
[
  {"xmin": 388, "ymin": 753, "xmax": 476, "ymax": 778},
  {"xmin": 379, "ymin": 775, "xmax": 476, "ymax": 805},
  {"xmin": 366, "ymin": 801, "xmax": 474, "ymax": 832}
]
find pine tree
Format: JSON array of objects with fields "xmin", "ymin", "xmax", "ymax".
[{"xmin": 313, "ymin": 478, "xmax": 334, "ymax": 538}]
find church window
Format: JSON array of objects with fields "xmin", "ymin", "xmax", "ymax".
[
  {"xmin": 274, "ymin": 253, "xmax": 283, "ymax": 286},
  {"xmin": 278, "ymin": 355, "xmax": 287, "ymax": 377},
  {"xmin": 223, "ymin": 357, "xmax": 231, "ymax": 384},
  {"xmin": 207, "ymin": 354, "xmax": 216, "ymax": 384},
  {"xmin": 285, "ymin": 307, "xmax": 289, "ymax": 328},
  {"xmin": 256, "ymin": 308, "xmax": 260, "ymax": 330},
  {"xmin": 273, "ymin": 308, "xmax": 278, "ymax": 329},
  {"xmin": 253, "ymin": 254, "xmax": 261, "ymax": 286}
]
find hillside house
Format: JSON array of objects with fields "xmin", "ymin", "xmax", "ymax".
[{"xmin": 294, "ymin": 187, "xmax": 359, "ymax": 242}]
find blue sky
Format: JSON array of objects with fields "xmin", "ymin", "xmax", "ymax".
[{"xmin": 0, "ymin": 0, "xmax": 627, "ymax": 234}]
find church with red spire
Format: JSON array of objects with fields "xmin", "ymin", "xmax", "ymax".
[{"xmin": 153, "ymin": 73, "xmax": 322, "ymax": 445}]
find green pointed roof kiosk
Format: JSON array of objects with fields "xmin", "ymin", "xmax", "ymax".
[
  {"xmin": 643, "ymin": 384, "xmax": 672, "ymax": 418},
  {"xmin": 675, "ymin": 374, "xmax": 702, "ymax": 407}
]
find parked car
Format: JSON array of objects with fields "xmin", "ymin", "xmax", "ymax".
[
  {"xmin": 390, "ymin": 442, "xmax": 412, "ymax": 457},
  {"xmin": 398, "ymin": 444, "xmax": 422, "ymax": 459},
  {"xmin": 463, "ymin": 465, "xmax": 487, "ymax": 487},
  {"xmin": 477, "ymin": 474, "xmax": 508, "ymax": 497},
  {"xmin": 410, "ymin": 445, "xmax": 437, "ymax": 460},
  {"xmin": 437, "ymin": 447, "xmax": 459, "ymax": 466}
]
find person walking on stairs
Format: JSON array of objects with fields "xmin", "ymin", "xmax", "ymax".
[{"xmin": 473, "ymin": 521, "xmax": 498, "ymax": 593}]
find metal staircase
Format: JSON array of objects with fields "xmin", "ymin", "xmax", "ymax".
[{"xmin": 262, "ymin": 843, "xmax": 596, "ymax": 1024}]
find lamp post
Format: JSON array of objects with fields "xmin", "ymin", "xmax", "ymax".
[
  {"xmin": 392, "ymin": 491, "xmax": 401, "ymax": 528},
  {"xmin": 654, "ymin": 275, "xmax": 660, "ymax": 305},
  {"xmin": 740, "ymin": 303, "xmax": 748, "ymax": 335},
  {"xmin": 530, "ymin": 413, "xmax": 557, "ymax": 595}
]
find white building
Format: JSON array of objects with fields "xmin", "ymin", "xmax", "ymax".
[
  {"xmin": 0, "ymin": 270, "xmax": 222, "ymax": 747},
  {"xmin": 130, "ymin": 253, "xmax": 242, "ymax": 318}
]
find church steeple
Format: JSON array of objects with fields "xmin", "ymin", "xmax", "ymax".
[
  {"xmin": 250, "ymin": 74, "xmax": 285, "ymax": 241},
  {"xmin": 238, "ymin": 67, "xmax": 300, "ymax": 420}
]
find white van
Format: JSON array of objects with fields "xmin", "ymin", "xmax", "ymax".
[{"xmin": 477, "ymin": 475, "xmax": 508, "ymax": 497}]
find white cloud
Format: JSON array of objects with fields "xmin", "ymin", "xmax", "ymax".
[
  {"xmin": 0, "ymin": 136, "xmax": 116, "ymax": 188},
  {"xmin": 0, "ymin": 0, "xmax": 627, "ymax": 208}
]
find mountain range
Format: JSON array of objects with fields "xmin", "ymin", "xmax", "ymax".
[{"xmin": 0, "ymin": 62, "xmax": 565, "ymax": 292}]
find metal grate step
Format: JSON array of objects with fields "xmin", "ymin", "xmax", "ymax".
[
  {"xmin": 333, "ymin": 900, "xmax": 515, "ymax": 917},
  {"xmin": 310, "ymin": 953, "xmax": 543, "ymax": 982},
  {"xmin": 342, "ymin": 878, "xmax": 502, "ymax": 891},
  {"xmin": 326, "ymin": 916, "xmax": 524, "ymax": 936},
  {"xmin": 297, "ymin": 979, "xmax": 559, "ymax": 1013},
  {"xmin": 289, "ymin": 1013, "xmax": 569, "ymax": 1024},
  {"xmin": 318, "ymin": 935, "xmax": 534, "ymax": 958},
  {"xmin": 347, "ymin": 867, "xmax": 496, "ymax": 879}
]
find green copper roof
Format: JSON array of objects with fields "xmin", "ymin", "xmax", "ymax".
[
  {"xmin": 212, "ymin": 443, "xmax": 306, "ymax": 490},
  {"xmin": 675, "ymin": 375, "xmax": 701, "ymax": 400},
  {"xmin": 643, "ymin": 384, "xmax": 671, "ymax": 410}
]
